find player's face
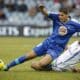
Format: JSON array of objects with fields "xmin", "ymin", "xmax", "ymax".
[{"xmin": 59, "ymin": 12, "xmax": 68, "ymax": 22}]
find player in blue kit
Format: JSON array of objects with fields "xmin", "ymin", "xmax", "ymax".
[{"xmin": 2, "ymin": 5, "xmax": 80, "ymax": 71}]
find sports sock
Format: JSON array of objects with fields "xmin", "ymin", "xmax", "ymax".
[{"xmin": 6, "ymin": 55, "xmax": 28, "ymax": 70}]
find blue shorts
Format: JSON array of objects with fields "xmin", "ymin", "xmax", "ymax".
[{"xmin": 33, "ymin": 40, "xmax": 64, "ymax": 60}]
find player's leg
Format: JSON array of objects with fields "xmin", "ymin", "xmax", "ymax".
[
  {"xmin": 31, "ymin": 54, "xmax": 52, "ymax": 70},
  {"xmin": 31, "ymin": 47, "xmax": 63, "ymax": 70},
  {"xmin": 3, "ymin": 42, "xmax": 47, "ymax": 71},
  {"xmin": 4, "ymin": 50, "xmax": 37, "ymax": 71}
]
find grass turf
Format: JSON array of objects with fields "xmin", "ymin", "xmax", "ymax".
[{"xmin": 0, "ymin": 37, "xmax": 80, "ymax": 80}]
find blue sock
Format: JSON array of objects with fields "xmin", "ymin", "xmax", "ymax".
[{"xmin": 6, "ymin": 56, "xmax": 27, "ymax": 69}]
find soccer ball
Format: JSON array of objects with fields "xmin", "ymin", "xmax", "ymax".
[{"xmin": 0, "ymin": 59, "xmax": 4, "ymax": 70}]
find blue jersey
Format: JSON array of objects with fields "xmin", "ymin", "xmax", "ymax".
[
  {"xmin": 33, "ymin": 13, "xmax": 80, "ymax": 59},
  {"xmin": 47, "ymin": 13, "xmax": 80, "ymax": 49}
]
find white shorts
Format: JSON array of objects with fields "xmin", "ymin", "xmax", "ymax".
[{"xmin": 52, "ymin": 41, "xmax": 80, "ymax": 71}]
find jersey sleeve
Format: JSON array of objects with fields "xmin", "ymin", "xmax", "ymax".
[
  {"xmin": 48, "ymin": 12, "xmax": 59, "ymax": 20},
  {"xmin": 74, "ymin": 22, "xmax": 80, "ymax": 32}
]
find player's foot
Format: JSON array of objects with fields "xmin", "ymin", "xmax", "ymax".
[{"xmin": 2, "ymin": 65, "xmax": 9, "ymax": 71}]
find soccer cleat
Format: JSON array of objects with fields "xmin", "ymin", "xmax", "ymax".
[
  {"xmin": 42, "ymin": 64, "xmax": 52, "ymax": 71},
  {"xmin": 0, "ymin": 64, "xmax": 9, "ymax": 71},
  {"xmin": 2, "ymin": 65, "xmax": 9, "ymax": 71}
]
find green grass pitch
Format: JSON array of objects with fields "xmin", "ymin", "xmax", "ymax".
[{"xmin": 0, "ymin": 37, "xmax": 80, "ymax": 80}]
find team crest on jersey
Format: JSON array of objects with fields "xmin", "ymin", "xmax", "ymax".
[{"xmin": 58, "ymin": 26, "xmax": 68, "ymax": 36}]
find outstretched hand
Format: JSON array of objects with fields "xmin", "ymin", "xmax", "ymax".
[
  {"xmin": 39, "ymin": 4, "xmax": 45, "ymax": 11},
  {"xmin": 38, "ymin": 4, "xmax": 48, "ymax": 16}
]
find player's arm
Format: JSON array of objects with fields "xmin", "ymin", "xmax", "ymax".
[
  {"xmin": 39, "ymin": 4, "xmax": 58, "ymax": 20},
  {"xmin": 73, "ymin": 21, "xmax": 80, "ymax": 32},
  {"xmin": 39, "ymin": 5, "xmax": 48, "ymax": 17}
]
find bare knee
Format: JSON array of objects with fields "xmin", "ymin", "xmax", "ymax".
[
  {"xmin": 31, "ymin": 62, "xmax": 43, "ymax": 70},
  {"xmin": 31, "ymin": 62, "xmax": 46, "ymax": 70},
  {"xmin": 25, "ymin": 50, "xmax": 37, "ymax": 59},
  {"xmin": 31, "ymin": 54, "xmax": 52, "ymax": 70}
]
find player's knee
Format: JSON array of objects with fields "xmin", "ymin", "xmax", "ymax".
[
  {"xmin": 38, "ymin": 61, "xmax": 46, "ymax": 67},
  {"xmin": 31, "ymin": 62, "xmax": 42, "ymax": 70},
  {"xmin": 31, "ymin": 62, "xmax": 39, "ymax": 70},
  {"xmin": 31, "ymin": 62, "xmax": 45, "ymax": 70},
  {"xmin": 25, "ymin": 51, "xmax": 37, "ymax": 59}
]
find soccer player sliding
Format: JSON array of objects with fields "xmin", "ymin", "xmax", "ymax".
[{"xmin": 1, "ymin": 4, "xmax": 80, "ymax": 72}]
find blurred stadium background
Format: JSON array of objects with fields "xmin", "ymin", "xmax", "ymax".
[
  {"xmin": 0, "ymin": 0, "xmax": 80, "ymax": 80},
  {"xmin": 0, "ymin": 0, "xmax": 80, "ymax": 37}
]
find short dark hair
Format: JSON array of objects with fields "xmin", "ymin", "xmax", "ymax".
[{"xmin": 59, "ymin": 8, "xmax": 69, "ymax": 14}]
